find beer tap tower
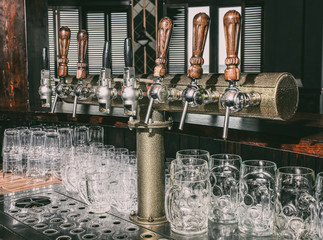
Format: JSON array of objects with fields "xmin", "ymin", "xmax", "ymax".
[
  {"xmin": 96, "ymin": 41, "xmax": 117, "ymax": 114},
  {"xmin": 179, "ymin": 13, "xmax": 219, "ymax": 130},
  {"xmin": 51, "ymin": 26, "xmax": 72, "ymax": 113},
  {"xmin": 220, "ymin": 10, "xmax": 261, "ymax": 139},
  {"xmin": 72, "ymin": 30, "xmax": 93, "ymax": 118},
  {"xmin": 121, "ymin": 38, "xmax": 143, "ymax": 118}
]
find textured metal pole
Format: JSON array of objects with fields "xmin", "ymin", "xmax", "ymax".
[{"xmin": 133, "ymin": 110, "xmax": 167, "ymax": 224}]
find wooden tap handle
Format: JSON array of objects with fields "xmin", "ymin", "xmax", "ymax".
[
  {"xmin": 154, "ymin": 17, "xmax": 173, "ymax": 78},
  {"xmin": 58, "ymin": 26, "xmax": 71, "ymax": 77},
  {"xmin": 187, "ymin": 12, "xmax": 210, "ymax": 79},
  {"xmin": 76, "ymin": 29, "xmax": 88, "ymax": 79},
  {"xmin": 223, "ymin": 10, "xmax": 241, "ymax": 81}
]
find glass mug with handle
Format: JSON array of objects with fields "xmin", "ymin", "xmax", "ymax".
[
  {"xmin": 165, "ymin": 158, "xmax": 210, "ymax": 235},
  {"xmin": 238, "ymin": 160, "xmax": 277, "ymax": 237},
  {"xmin": 209, "ymin": 154, "xmax": 242, "ymax": 223},
  {"xmin": 275, "ymin": 167, "xmax": 318, "ymax": 240},
  {"xmin": 176, "ymin": 149, "xmax": 210, "ymax": 162},
  {"xmin": 316, "ymin": 172, "xmax": 323, "ymax": 239}
]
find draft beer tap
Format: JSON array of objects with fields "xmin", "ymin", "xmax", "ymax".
[
  {"xmin": 179, "ymin": 12, "xmax": 213, "ymax": 130},
  {"xmin": 51, "ymin": 26, "xmax": 71, "ymax": 113},
  {"xmin": 39, "ymin": 47, "xmax": 52, "ymax": 108},
  {"xmin": 121, "ymin": 38, "xmax": 143, "ymax": 117},
  {"xmin": 71, "ymin": 30, "xmax": 92, "ymax": 118},
  {"xmin": 221, "ymin": 10, "xmax": 261, "ymax": 140},
  {"xmin": 144, "ymin": 17, "xmax": 173, "ymax": 124},
  {"xmin": 96, "ymin": 41, "xmax": 117, "ymax": 114}
]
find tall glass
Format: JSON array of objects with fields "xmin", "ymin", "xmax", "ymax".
[
  {"xmin": 238, "ymin": 160, "xmax": 277, "ymax": 236},
  {"xmin": 2, "ymin": 129, "xmax": 22, "ymax": 181},
  {"xmin": 89, "ymin": 125, "xmax": 104, "ymax": 147},
  {"xmin": 209, "ymin": 154, "xmax": 242, "ymax": 223},
  {"xmin": 316, "ymin": 172, "xmax": 323, "ymax": 239},
  {"xmin": 44, "ymin": 132, "xmax": 60, "ymax": 180},
  {"xmin": 165, "ymin": 158, "xmax": 210, "ymax": 235},
  {"xmin": 275, "ymin": 167, "xmax": 317, "ymax": 240},
  {"xmin": 19, "ymin": 129, "xmax": 31, "ymax": 173},
  {"xmin": 27, "ymin": 131, "xmax": 45, "ymax": 183}
]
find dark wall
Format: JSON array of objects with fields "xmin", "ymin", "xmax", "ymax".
[{"xmin": 263, "ymin": 0, "xmax": 323, "ymax": 113}]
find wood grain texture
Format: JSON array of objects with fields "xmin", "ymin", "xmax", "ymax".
[
  {"xmin": 187, "ymin": 12, "xmax": 210, "ymax": 79},
  {"xmin": 76, "ymin": 30, "xmax": 88, "ymax": 79},
  {"xmin": 58, "ymin": 27, "xmax": 71, "ymax": 78},
  {"xmin": 0, "ymin": 0, "xmax": 29, "ymax": 111},
  {"xmin": 154, "ymin": 17, "xmax": 173, "ymax": 78},
  {"xmin": 223, "ymin": 10, "xmax": 241, "ymax": 81}
]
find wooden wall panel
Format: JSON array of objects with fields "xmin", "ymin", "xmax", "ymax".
[{"xmin": 0, "ymin": 0, "xmax": 29, "ymax": 111}]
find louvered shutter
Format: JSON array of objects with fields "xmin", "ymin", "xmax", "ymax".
[
  {"xmin": 87, "ymin": 12, "xmax": 105, "ymax": 74},
  {"xmin": 48, "ymin": 9, "xmax": 56, "ymax": 77},
  {"xmin": 242, "ymin": 6, "xmax": 263, "ymax": 72},
  {"xmin": 110, "ymin": 12, "xmax": 128, "ymax": 74},
  {"xmin": 59, "ymin": 9, "xmax": 80, "ymax": 76},
  {"xmin": 168, "ymin": 7, "xmax": 186, "ymax": 74}
]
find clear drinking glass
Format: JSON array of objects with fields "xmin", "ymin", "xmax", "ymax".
[
  {"xmin": 2, "ymin": 129, "xmax": 22, "ymax": 181},
  {"xmin": 74, "ymin": 125, "xmax": 89, "ymax": 148},
  {"xmin": 85, "ymin": 171, "xmax": 111, "ymax": 213},
  {"xmin": 316, "ymin": 172, "xmax": 323, "ymax": 239},
  {"xmin": 44, "ymin": 132, "xmax": 60, "ymax": 180},
  {"xmin": 275, "ymin": 167, "xmax": 318, "ymax": 239},
  {"xmin": 238, "ymin": 160, "xmax": 277, "ymax": 236},
  {"xmin": 19, "ymin": 129, "xmax": 31, "ymax": 173},
  {"xmin": 89, "ymin": 125, "xmax": 104, "ymax": 147},
  {"xmin": 165, "ymin": 158, "xmax": 210, "ymax": 235},
  {"xmin": 27, "ymin": 131, "xmax": 45, "ymax": 182},
  {"xmin": 209, "ymin": 154, "xmax": 242, "ymax": 223},
  {"xmin": 176, "ymin": 149, "xmax": 210, "ymax": 162}
]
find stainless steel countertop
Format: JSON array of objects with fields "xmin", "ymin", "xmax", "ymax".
[{"xmin": 0, "ymin": 184, "xmax": 277, "ymax": 240}]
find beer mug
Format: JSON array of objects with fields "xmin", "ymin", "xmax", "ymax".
[
  {"xmin": 165, "ymin": 158, "xmax": 210, "ymax": 235},
  {"xmin": 209, "ymin": 154, "xmax": 242, "ymax": 223},
  {"xmin": 238, "ymin": 160, "xmax": 277, "ymax": 236},
  {"xmin": 275, "ymin": 167, "xmax": 318, "ymax": 239}
]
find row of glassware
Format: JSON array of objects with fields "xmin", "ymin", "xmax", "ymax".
[
  {"xmin": 169, "ymin": 150, "xmax": 323, "ymax": 239},
  {"xmin": 1, "ymin": 124, "xmax": 137, "ymax": 215}
]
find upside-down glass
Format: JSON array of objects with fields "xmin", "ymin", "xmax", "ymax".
[
  {"xmin": 275, "ymin": 167, "xmax": 318, "ymax": 239},
  {"xmin": 27, "ymin": 131, "xmax": 45, "ymax": 182},
  {"xmin": 238, "ymin": 160, "xmax": 277, "ymax": 236},
  {"xmin": 89, "ymin": 125, "xmax": 104, "ymax": 147},
  {"xmin": 316, "ymin": 172, "xmax": 323, "ymax": 239},
  {"xmin": 165, "ymin": 158, "xmax": 210, "ymax": 235},
  {"xmin": 2, "ymin": 129, "xmax": 22, "ymax": 181},
  {"xmin": 19, "ymin": 129, "xmax": 31, "ymax": 173},
  {"xmin": 44, "ymin": 132, "xmax": 60, "ymax": 180},
  {"xmin": 209, "ymin": 154, "xmax": 242, "ymax": 223}
]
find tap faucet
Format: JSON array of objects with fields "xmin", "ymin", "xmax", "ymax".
[
  {"xmin": 121, "ymin": 38, "xmax": 143, "ymax": 117},
  {"xmin": 39, "ymin": 47, "xmax": 52, "ymax": 108},
  {"xmin": 51, "ymin": 26, "xmax": 71, "ymax": 113},
  {"xmin": 221, "ymin": 10, "xmax": 261, "ymax": 140},
  {"xmin": 144, "ymin": 17, "xmax": 173, "ymax": 124},
  {"xmin": 179, "ymin": 12, "xmax": 215, "ymax": 130},
  {"xmin": 96, "ymin": 41, "xmax": 117, "ymax": 114},
  {"xmin": 71, "ymin": 30, "xmax": 91, "ymax": 118}
]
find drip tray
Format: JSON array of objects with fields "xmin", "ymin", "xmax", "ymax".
[{"xmin": 0, "ymin": 185, "xmax": 170, "ymax": 240}]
